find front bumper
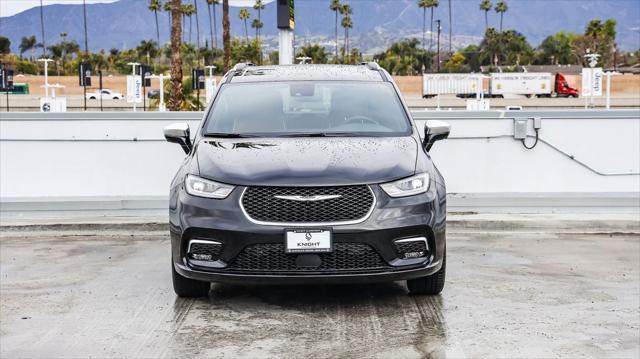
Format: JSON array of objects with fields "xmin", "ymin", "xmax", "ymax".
[{"xmin": 170, "ymin": 184, "xmax": 446, "ymax": 284}]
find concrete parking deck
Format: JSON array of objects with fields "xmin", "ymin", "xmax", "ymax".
[{"xmin": 1, "ymin": 230, "xmax": 638, "ymax": 358}]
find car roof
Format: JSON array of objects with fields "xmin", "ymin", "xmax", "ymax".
[{"xmin": 227, "ymin": 64, "xmax": 386, "ymax": 83}]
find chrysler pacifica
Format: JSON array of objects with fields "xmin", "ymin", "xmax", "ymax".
[{"xmin": 164, "ymin": 63, "xmax": 450, "ymax": 297}]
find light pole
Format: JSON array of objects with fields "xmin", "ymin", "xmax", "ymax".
[
  {"xmin": 38, "ymin": 58, "xmax": 53, "ymax": 100},
  {"xmin": 127, "ymin": 62, "xmax": 140, "ymax": 112},
  {"xmin": 583, "ymin": 51, "xmax": 600, "ymax": 109},
  {"xmin": 148, "ymin": 74, "xmax": 168, "ymax": 112}
]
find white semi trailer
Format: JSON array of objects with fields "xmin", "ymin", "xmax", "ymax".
[{"xmin": 423, "ymin": 72, "xmax": 578, "ymax": 98}]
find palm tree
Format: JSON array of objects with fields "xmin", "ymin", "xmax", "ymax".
[
  {"xmin": 164, "ymin": 1, "xmax": 173, "ymax": 24},
  {"xmin": 479, "ymin": 0, "xmax": 492, "ymax": 30},
  {"xmin": 253, "ymin": 0, "xmax": 265, "ymax": 38},
  {"xmin": 239, "ymin": 9, "xmax": 251, "ymax": 43},
  {"xmin": 82, "ymin": 0, "xmax": 89, "ymax": 53},
  {"xmin": 418, "ymin": 0, "xmax": 438, "ymax": 56},
  {"xmin": 339, "ymin": 4, "xmax": 352, "ymax": 62},
  {"xmin": 448, "ymin": 0, "xmax": 452, "ymax": 54},
  {"xmin": 169, "ymin": 0, "xmax": 184, "ymax": 111},
  {"xmin": 149, "ymin": 0, "xmax": 162, "ymax": 46},
  {"xmin": 19, "ymin": 36, "xmax": 38, "ymax": 60},
  {"xmin": 251, "ymin": 19, "xmax": 263, "ymax": 41},
  {"xmin": 222, "ymin": 0, "xmax": 230, "ymax": 70},
  {"xmin": 329, "ymin": 0, "xmax": 341, "ymax": 61},
  {"xmin": 206, "ymin": 0, "xmax": 220, "ymax": 49},
  {"xmin": 39, "ymin": 0, "xmax": 46, "ymax": 58},
  {"xmin": 193, "ymin": 0, "xmax": 201, "ymax": 48},
  {"xmin": 495, "ymin": 0, "xmax": 507, "ymax": 32},
  {"xmin": 137, "ymin": 39, "xmax": 159, "ymax": 64},
  {"xmin": 182, "ymin": 4, "xmax": 196, "ymax": 44}
]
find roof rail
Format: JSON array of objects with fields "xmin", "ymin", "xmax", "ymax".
[
  {"xmin": 362, "ymin": 62, "xmax": 380, "ymax": 71},
  {"xmin": 225, "ymin": 63, "xmax": 255, "ymax": 83}
]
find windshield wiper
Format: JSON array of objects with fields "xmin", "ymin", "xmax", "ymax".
[
  {"xmin": 203, "ymin": 132, "xmax": 260, "ymax": 138},
  {"xmin": 278, "ymin": 132, "xmax": 360, "ymax": 138}
]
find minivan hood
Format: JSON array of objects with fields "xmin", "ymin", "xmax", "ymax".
[{"xmin": 196, "ymin": 137, "xmax": 418, "ymax": 186}]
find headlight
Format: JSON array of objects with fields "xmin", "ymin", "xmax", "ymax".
[
  {"xmin": 380, "ymin": 173, "xmax": 430, "ymax": 197},
  {"xmin": 185, "ymin": 174, "xmax": 235, "ymax": 199}
]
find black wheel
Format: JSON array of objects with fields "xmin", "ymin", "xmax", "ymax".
[
  {"xmin": 172, "ymin": 260, "xmax": 210, "ymax": 297},
  {"xmin": 407, "ymin": 251, "xmax": 446, "ymax": 295},
  {"xmin": 113, "ymin": 97, "xmax": 119, "ymax": 100},
  {"xmin": 89, "ymin": 96, "xmax": 96, "ymax": 100}
]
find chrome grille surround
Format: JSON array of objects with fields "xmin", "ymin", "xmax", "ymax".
[{"xmin": 240, "ymin": 185, "xmax": 376, "ymax": 226}]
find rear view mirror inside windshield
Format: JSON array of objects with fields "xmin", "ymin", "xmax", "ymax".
[{"xmin": 290, "ymin": 83, "xmax": 315, "ymax": 97}]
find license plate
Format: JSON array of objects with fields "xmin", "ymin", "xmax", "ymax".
[{"xmin": 285, "ymin": 229, "xmax": 332, "ymax": 253}]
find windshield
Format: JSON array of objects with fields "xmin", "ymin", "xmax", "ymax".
[{"xmin": 204, "ymin": 81, "xmax": 411, "ymax": 137}]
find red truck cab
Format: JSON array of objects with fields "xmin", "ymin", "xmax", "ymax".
[{"xmin": 555, "ymin": 73, "xmax": 579, "ymax": 97}]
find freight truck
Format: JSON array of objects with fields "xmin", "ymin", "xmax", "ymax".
[{"xmin": 422, "ymin": 72, "xmax": 578, "ymax": 98}]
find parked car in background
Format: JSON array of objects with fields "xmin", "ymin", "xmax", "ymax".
[
  {"xmin": 85, "ymin": 89, "xmax": 122, "ymax": 100},
  {"xmin": 147, "ymin": 89, "xmax": 160, "ymax": 98},
  {"xmin": 164, "ymin": 63, "xmax": 450, "ymax": 298}
]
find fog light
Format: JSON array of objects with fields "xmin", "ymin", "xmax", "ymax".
[
  {"xmin": 187, "ymin": 239, "xmax": 223, "ymax": 262},
  {"xmin": 394, "ymin": 237, "xmax": 428, "ymax": 259}
]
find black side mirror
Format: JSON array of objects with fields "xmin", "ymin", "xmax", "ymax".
[
  {"xmin": 164, "ymin": 123, "xmax": 192, "ymax": 154},
  {"xmin": 423, "ymin": 120, "xmax": 451, "ymax": 152}
]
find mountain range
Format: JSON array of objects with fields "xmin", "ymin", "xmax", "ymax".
[{"xmin": 1, "ymin": 0, "xmax": 639, "ymax": 55}]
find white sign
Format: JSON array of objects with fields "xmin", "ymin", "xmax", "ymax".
[
  {"xmin": 39, "ymin": 97, "xmax": 67, "ymax": 112},
  {"xmin": 582, "ymin": 68, "xmax": 603, "ymax": 97},
  {"xmin": 205, "ymin": 78, "xmax": 217, "ymax": 103},
  {"xmin": 126, "ymin": 75, "xmax": 143, "ymax": 103},
  {"xmin": 466, "ymin": 99, "xmax": 490, "ymax": 111}
]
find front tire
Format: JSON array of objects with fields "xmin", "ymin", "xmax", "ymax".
[
  {"xmin": 407, "ymin": 251, "xmax": 446, "ymax": 295},
  {"xmin": 172, "ymin": 260, "xmax": 210, "ymax": 297}
]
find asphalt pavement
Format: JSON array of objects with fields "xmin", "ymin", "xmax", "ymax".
[{"xmin": 1, "ymin": 230, "xmax": 638, "ymax": 358}]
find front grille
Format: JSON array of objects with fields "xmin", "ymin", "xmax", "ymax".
[
  {"xmin": 241, "ymin": 185, "xmax": 375, "ymax": 224},
  {"xmin": 227, "ymin": 242, "xmax": 390, "ymax": 273}
]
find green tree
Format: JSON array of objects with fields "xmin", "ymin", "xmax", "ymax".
[
  {"xmin": 239, "ymin": 8, "xmax": 251, "ymax": 43},
  {"xmin": 373, "ymin": 39, "xmax": 431, "ymax": 75},
  {"xmin": 495, "ymin": 0, "xmax": 507, "ymax": 32},
  {"xmin": 460, "ymin": 44, "xmax": 481, "ymax": 71},
  {"xmin": 329, "ymin": 0, "xmax": 342, "ymax": 62},
  {"xmin": 443, "ymin": 51, "xmax": 468, "ymax": 72},
  {"xmin": 19, "ymin": 36, "xmax": 38, "ymax": 59},
  {"xmin": 230, "ymin": 38, "xmax": 261, "ymax": 64},
  {"xmin": 538, "ymin": 32, "xmax": 577, "ymax": 64},
  {"xmin": 137, "ymin": 39, "xmax": 159, "ymax": 64},
  {"xmin": 572, "ymin": 18, "xmax": 617, "ymax": 66},
  {"xmin": 479, "ymin": 0, "xmax": 492, "ymax": 30},
  {"xmin": 0, "ymin": 36, "xmax": 11, "ymax": 55},
  {"xmin": 296, "ymin": 44, "xmax": 328, "ymax": 64},
  {"xmin": 149, "ymin": 0, "xmax": 162, "ymax": 46}
]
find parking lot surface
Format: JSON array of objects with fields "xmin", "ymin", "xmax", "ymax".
[{"xmin": 1, "ymin": 231, "xmax": 638, "ymax": 358}]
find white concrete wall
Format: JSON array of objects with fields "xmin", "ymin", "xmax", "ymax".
[{"xmin": 1, "ymin": 110, "xmax": 639, "ymax": 211}]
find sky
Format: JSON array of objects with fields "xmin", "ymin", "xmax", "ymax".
[{"xmin": 0, "ymin": 0, "xmax": 274, "ymax": 17}]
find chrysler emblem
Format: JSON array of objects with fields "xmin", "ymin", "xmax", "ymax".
[{"xmin": 273, "ymin": 194, "xmax": 342, "ymax": 202}]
